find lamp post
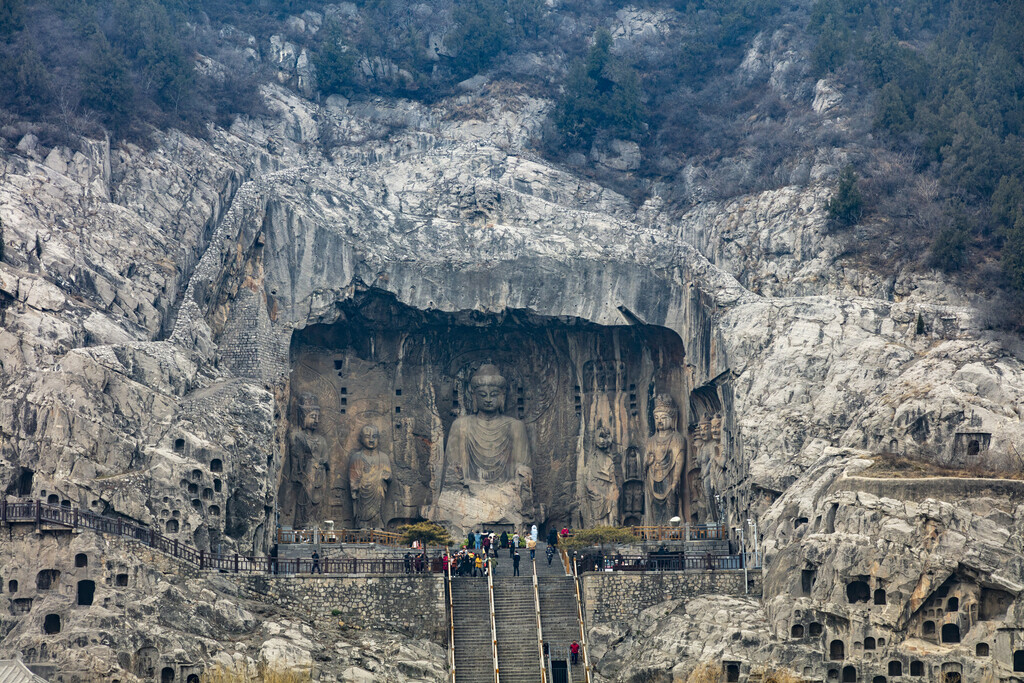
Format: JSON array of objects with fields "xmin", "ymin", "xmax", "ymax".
[
  {"xmin": 734, "ymin": 525, "xmax": 748, "ymax": 594},
  {"xmin": 747, "ymin": 517, "xmax": 760, "ymax": 568}
]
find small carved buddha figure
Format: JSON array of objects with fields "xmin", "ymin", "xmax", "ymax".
[
  {"xmin": 644, "ymin": 394, "xmax": 686, "ymax": 525},
  {"xmin": 286, "ymin": 392, "xmax": 328, "ymax": 527},
  {"xmin": 710, "ymin": 412, "xmax": 723, "ymax": 440},
  {"xmin": 348, "ymin": 424, "xmax": 392, "ymax": 529},
  {"xmin": 583, "ymin": 425, "xmax": 619, "ymax": 527},
  {"xmin": 445, "ymin": 364, "xmax": 532, "ymax": 502}
]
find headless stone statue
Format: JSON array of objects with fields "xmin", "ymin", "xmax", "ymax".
[
  {"xmin": 286, "ymin": 393, "xmax": 328, "ymax": 527},
  {"xmin": 349, "ymin": 424, "xmax": 392, "ymax": 529},
  {"xmin": 583, "ymin": 426, "xmax": 619, "ymax": 527},
  {"xmin": 644, "ymin": 394, "xmax": 686, "ymax": 525}
]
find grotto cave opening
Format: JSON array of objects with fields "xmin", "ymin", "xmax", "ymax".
[{"xmin": 278, "ymin": 290, "xmax": 724, "ymax": 536}]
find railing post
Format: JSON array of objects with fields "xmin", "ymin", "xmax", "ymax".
[
  {"xmin": 234, "ymin": 553, "xmax": 239, "ymax": 573},
  {"xmin": 1, "ymin": 499, "xmax": 6, "ymax": 523},
  {"xmin": 35, "ymin": 499, "xmax": 41, "ymax": 524},
  {"xmin": 199, "ymin": 550, "xmax": 205, "ymax": 570}
]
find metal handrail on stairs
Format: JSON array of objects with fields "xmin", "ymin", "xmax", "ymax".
[
  {"xmin": 446, "ymin": 558, "xmax": 456, "ymax": 683},
  {"xmin": 486, "ymin": 557, "xmax": 500, "ymax": 683},
  {"xmin": 531, "ymin": 557, "xmax": 548, "ymax": 683},
  {"xmin": 569, "ymin": 552, "xmax": 593, "ymax": 683}
]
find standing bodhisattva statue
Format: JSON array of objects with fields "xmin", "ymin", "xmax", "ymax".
[
  {"xmin": 583, "ymin": 425, "xmax": 619, "ymax": 527},
  {"xmin": 285, "ymin": 392, "xmax": 328, "ymax": 527},
  {"xmin": 445, "ymin": 364, "xmax": 532, "ymax": 502},
  {"xmin": 644, "ymin": 394, "xmax": 686, "ymax": 525},
  {"xmin": 348, "ymin": 424, "xmax": 392, "ymax": 529}
]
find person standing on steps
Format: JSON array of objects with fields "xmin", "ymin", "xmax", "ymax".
[
  {"xmin": 500, "ymin": 530, "xmax": 508, "ymax": 550},
  {"xmin": 513, "ymin": 550, "xmax": 521, "ymax": 576},
  {"xmin": 482, "ymin": 533, "xmax": 490, "ymax": 557},
  {"xmin": 511, "ymin": 532, "xmax": 519, "ymax": 558},
  {"xmin": 570, "ymin": 640, "xmax": 580, "ymax": 665},
  {"xmin": 546, "ymin": 544, "xmax": 555, "ymax": 565},
  {"xmin": 404, "ymin": 552, "xmax": 412, "ymax": 574},
  {"xmin": 310, "ymin": 550, "xmax": 321, "ymax": 574},
  {"xmin": 527, "ymin": 535, "xmax": 537, "ymax": 560},
  {"xmin": 475, "ymin": 553, "xmax": 484, "ymax": 577}
]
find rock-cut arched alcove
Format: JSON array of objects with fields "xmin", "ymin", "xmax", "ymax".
[{"xmin": 278, "ymin": 290, "xmax": 710, "ymax": 534}]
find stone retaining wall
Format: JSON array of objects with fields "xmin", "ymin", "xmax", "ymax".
[
  {"xmin": 582, "ymin": 570, "xmax": 762, "ymax": 624},
  {"xmin": 234, "ymin": 574, "xmax": 446, "ymax": 643}
]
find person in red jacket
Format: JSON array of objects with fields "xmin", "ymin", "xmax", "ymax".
[{"xmin": 570, "ymin": 640, "xmax": 580, "ymax": 665}]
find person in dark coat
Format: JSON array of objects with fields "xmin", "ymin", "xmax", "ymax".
[
  {"xmin": 500, "ymin": 530, "xmax": 509, "ymax": 548},
  {"xmin": 513, "ymin": 550, "xmax": 521, "ymax": 576},
  {"xmin": 404, "ymin": 552, "xmax": 413, "ymax": 573},
  {"xmin": 310, "ymin": 550, "xmax": 321, "ymax": 574}
]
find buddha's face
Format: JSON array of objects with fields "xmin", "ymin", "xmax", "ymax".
[
  {"xmin": 595, "ymin": 429, "xmax": 612, "ymax": 451},
  {"xmin": 360, "ymin": 426, "xmax": 379, "ymax": 449},
  {"xmin": 653, "ymin": 410, "xmax": 674, "ymax": 432},
  {"xmin": 302, "ymin": 407, "xmax": 320, "ymax": 431},
  {"xmin": 473, "ymin": 384, "xmax": 505, "ymax": 414}
]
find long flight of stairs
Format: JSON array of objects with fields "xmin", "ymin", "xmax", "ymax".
[
  {"xmin": 449, "ymin": 545, "xmax": 587, "ymax": 683},
  {"xmin": 451, "ymin": 577, "xmax": 495, "ymax": 682},
  {"xmin": 493, "ymin": 575, "xmax": 542, "ymax": 682},
  {"xmin": 537, "ymin": 544, "xmax": 586, "ymax": 681}
]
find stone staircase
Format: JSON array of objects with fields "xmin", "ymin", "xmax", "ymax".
[
  {"xmin": 536, "ymin": 545, "xmax": 586, "ymax": 681},
  {"xmin": 493, "ymin": 575, "xmax": 543, "ymax": 683},
  {"xmin": 451, "ymin": 577, "xmax": 495, "ymax": 683}
]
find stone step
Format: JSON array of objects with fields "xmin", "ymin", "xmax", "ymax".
[{"xmin": 452, "ymin": 580, "xmax": 497, "ymax": 683}]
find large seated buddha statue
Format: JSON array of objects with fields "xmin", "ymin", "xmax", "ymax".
[{"xmin": 435, "ymin": 364, "xmax": 533, "ymax": 531}]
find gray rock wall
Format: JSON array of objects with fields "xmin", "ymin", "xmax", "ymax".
[
  {"xmin": 583, "ymin": 570, "xmax": 762, "ymax": 625},
  {"xmin": 234, "ymin": 574, "xmax": 446, "ymax": 643}
]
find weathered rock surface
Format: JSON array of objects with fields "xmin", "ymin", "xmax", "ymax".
[{"xmin": 0, "ymin": 11, "xmax": 1022, "ymax": 680}]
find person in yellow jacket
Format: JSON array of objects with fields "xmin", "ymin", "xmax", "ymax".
[
  {"xmin": 526, "ymin": 536, "xmax": 537, "ymax": 560},
  {"xmin": 474, "ymin": 553, "xmax": 484, "ymax": 577}
]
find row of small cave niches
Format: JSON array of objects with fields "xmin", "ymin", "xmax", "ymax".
[
  {"xmin": 2, "ymin": 553, "xmax": 133, "ymax": 634},
  {"xmin": 332, "ymin": 357, "xmax": 644, "ymax": 421},
  {"xmin": 163, "ymin": 464, "xmax": 225, "ymax": 533}
]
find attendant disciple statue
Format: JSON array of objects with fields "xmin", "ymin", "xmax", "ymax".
[
  {"xmin": 348, "ymin": 424, "xmax": 392, "ymax": 529},
  {"xmin": 583, "ymin": 425, "xmax": 619, "ymax": 527},
  {"xmin": 644, "ymin": 394, "xmax": 686, "ymax": 525},
  {"xmin": 285, "ymin": 393, "xmax": 328, "ymax": 527},
  {"xmin": 445, "ymin": 364, "xmax": 532, "ymax": 506}
]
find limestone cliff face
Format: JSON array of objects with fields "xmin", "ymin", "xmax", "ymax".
[{"xmin": 0, "ymin": 20, "xmax": 1022, "ymax": 681}]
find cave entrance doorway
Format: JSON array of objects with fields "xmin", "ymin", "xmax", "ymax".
[
  {"xmin": 551, "ymin": 660, "xmax": 568, "ymax": 683},
  {"xmin": 161, "ymin": 667, "xmax": 175, "ymax": 682},
  {"xmin": 77, "ymin": 580, "xmax": 95, "ymax": 606},
  {"xmin": 830, "ymin": 640, "xmax": 845, "ymax": 660},
  {"xmin": 941, "ymin": 623, "xmax": 960, "ymax": 643},
  {"xmin": 43, "ymin": 614, "xmax": 61, "ymax": 634},
  {"xmin": 847, "ymin": 580, "xmax": 870, "ymax": 603},
  {"xmin": 842, "ymin": 666, "xmax": 856, "ymax": 682},
  {"xmin": 17, "ymin": 468, "xmax": 33, "ymax": 496},
  {"xmin": 1014, "ymin": 649, "xmax": 1024, "ymax": 671}
]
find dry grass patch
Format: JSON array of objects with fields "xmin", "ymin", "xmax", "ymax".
[
  {"xmin": 861, "ymin": 452, "xmax": 1024, "ymax": 480},
  {"xmin": 686, "ymin": 661, "xmax": 722, "ymax": 683},
  {"xmin": 754, "ymin": 666, "xmax": 805, "ymax": 683},
  {"xmin": 200, "ymin": 662, "xmax": 312, "ymax": 683}
]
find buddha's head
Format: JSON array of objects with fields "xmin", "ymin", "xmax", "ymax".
[
  {"xmin": 595, "ymin": 426, "xmax": 612, "ymax": 451},
  {"xmin": 297, "ymin": 393, "xmax": 320, "ymax": 431},
  {"xmin": 470, "ymin": 364, "xmax": 506, "ymax": 415},
  {"xmin": 359, "ymin": 424, "xmax": 379, "ymax": 450},
  {"xmin": 652, "ymin": 394, "xmax": 676, "ymax": 432}
]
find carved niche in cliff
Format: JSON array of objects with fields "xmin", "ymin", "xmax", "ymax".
[{"xmin": 281, "ymin": 291, "xmax": 701, "ymax": 532}]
